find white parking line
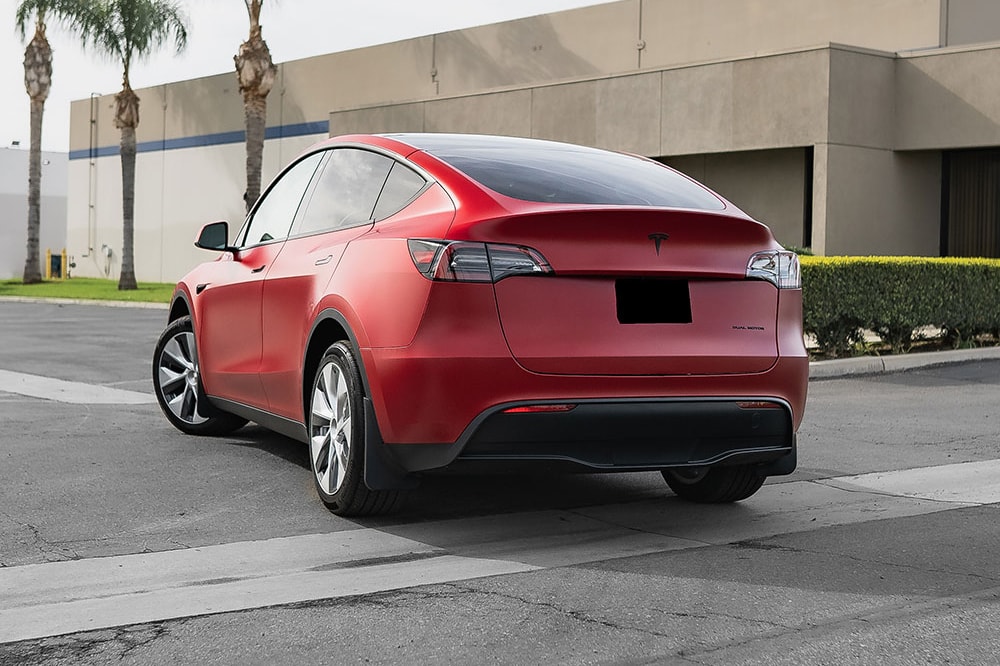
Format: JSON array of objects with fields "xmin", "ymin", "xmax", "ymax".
[
  {"xmin": 0, "ymin": 369, "xmax": 155, "ymax": 405},
  {"xmin": 0, "ymin": 530, "xmax": 538, "ymax": 643},
  {"xmin": 2, "ymin": 459, "xmax": 999, "ymax": 644},
  {"xmin": 819, "ymin": 459, "xmax": 1000, "ymax": 505}
]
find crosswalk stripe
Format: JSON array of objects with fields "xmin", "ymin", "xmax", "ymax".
[
  {"xmin": 0, "ymin": 530, "xmax": 537, "ymax": 644},
  {"xmin": 818, "ymin": 459, "xmax": 1000, "ymax": 505},
  {"xmin": 0, "ymin": 369, "xmax": 155, "ymax": 405}
]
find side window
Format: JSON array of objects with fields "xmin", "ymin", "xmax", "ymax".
[
  {"xmin": 296, "ymin": 149, "xmax": 394, "ymax": 236},
  {"xmin": 372, "ymin": 162, "xmax": 427, "ymax": 221},
  {"xmin": 240, "ymin": 152, "xmax": 324, "ymax": 247}
]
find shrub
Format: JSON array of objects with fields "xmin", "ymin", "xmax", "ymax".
[{"xmin": 800, "ymin": 256, "xmax": 1000, "ymax": 356}]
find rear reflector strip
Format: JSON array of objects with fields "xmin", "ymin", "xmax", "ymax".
[{"xmin": 501, "ymin": 404, "xmax": 577, "ymax": 414}]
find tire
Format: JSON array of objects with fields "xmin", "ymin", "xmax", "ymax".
[
  {"xmin": 308, "ymin": 341, "xmax": 402, "ymax": 516},
  {"xmin": 662, "ymin": 464, "xmax": 766, "ymax": 503},
  {"xmin": 153, "ymin": 315, "xmax": 248, "ymax": 436}
]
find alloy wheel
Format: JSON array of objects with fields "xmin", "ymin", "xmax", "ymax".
[
  {"xmin": 310, "ymin": 360, "xmax": 353, "ymax": 495},
  {"xmin": 156, "ymin": 331, "xmax": 208, "ymax": 425}
]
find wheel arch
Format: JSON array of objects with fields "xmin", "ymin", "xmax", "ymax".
[
  {"xmin": 304, "ymin": 309, "xmax": 373, "ymax": 417},
  {"xmin": 304, "ymin": 308, "xmax": 415, "ymax": 493},
  {"xmin": 167, "ymin": 288, "xmax": 193, "ymax": 324}
]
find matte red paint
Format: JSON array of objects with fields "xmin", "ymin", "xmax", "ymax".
[{"xmin": 171, "ymin": 133, "xmax": 808, "ymax": 461}]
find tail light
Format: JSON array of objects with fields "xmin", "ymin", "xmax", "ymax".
[
  {"xmin": 408, "ymin": 239, "xmax": 553, "ymax": 283},
  {"xmin": 746, "ymin": 250, "xmax": 801, "ymax": 289}
]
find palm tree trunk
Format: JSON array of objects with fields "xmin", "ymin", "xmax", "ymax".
[
  {"xmin": 244, "ymin": 95, "xmax": 267, "ymax": 211},
  {"xmin": 119, "ymin": 124, "xmax": 137, "ymax": 290},
  {"xmin": 22, "ymin": 21, "xmax": 51, "ymax": 284},
  {"xmin": 115, "ymin": 83, "xmax": 140, "ymax": 290},
  {"xmin": 24, "ymin": 97, "xmax": 44, "ymax": 284},
  {"xmin": 235, "ymin": 9, "xmax": 276, "ymax": 213}
]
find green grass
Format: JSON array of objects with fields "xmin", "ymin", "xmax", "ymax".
[{"xmin": 0, "ymin": 278, "xmax": 174, "ymax": 304}]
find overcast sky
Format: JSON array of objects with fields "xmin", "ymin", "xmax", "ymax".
[{"xmin": 1, "ymin": 0, "xmax": 610, "ymax": 152}]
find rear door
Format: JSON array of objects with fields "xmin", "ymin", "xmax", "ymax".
[{"xmin": 259, "ymin": 150, "xmax": 426, "ymax": 420}]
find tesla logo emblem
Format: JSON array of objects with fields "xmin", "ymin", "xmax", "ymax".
[{"xmin": 648, "ymin": 233, "xmax": 670, "ymax": 255}]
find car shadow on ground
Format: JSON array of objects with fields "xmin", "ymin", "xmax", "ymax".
[
  {"xmin": 216, "ymin": 425, "xmax": 673, "ymax": 523},
  {"xmin": 382, "ymin": 469, "xmax": 672, "ymax": 524},
  {"xmin": 221, "ymin": 425, "xmax": 311, "ymax": 471}
]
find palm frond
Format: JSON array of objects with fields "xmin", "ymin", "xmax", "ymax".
[
  {"xmin": 15, "ymin": 0, "xmax": 55, "ymax": 38},
  {"xmin": 29, "ymin": 0, "xmax": 187, "ymax": 72}
]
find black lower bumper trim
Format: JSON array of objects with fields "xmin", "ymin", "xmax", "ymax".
[{"xmin": 386, "ymin": 398, "xmax": 795, "ymax": 474}]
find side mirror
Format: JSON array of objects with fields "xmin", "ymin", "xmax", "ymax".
[{"xmin": 195, "ymin": 221, "xmax": 237, "ymax": 254}]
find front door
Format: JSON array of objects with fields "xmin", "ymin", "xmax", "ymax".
[{"xmin": 197, "ymin": 151, "xmax": 325, "ymax": 409}]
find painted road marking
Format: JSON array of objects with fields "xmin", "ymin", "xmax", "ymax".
[
  {"xmin": 2, "ymin": 459, "xmax": 999, "ymax": 644},
  {"xmin": 0, "ymin": 530, "xmax": 538, "ymax": 643},
  {"xmin": 0, "ymin": 369, "xmax": 155, "ymax": 405},
  {"xmin": 820, "ymin": 459, "xmax": 1000, "ymax": 505}
]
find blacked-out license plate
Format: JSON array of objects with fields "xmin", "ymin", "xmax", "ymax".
[{"xmin": 615, "ymin": 279, "xmax": 692, "ymax": 324}]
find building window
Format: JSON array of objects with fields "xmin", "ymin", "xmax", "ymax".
[{"xmin": 943, "ymin": 148, "xmax": 1000, "ymax": 258}]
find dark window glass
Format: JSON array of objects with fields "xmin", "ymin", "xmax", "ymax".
[
  {"xmin": 402, "ymin": 134, "xmax": 725, "ymax": 210},
  {"xmin": 372, "ymin": 163, "xmax": 427, "ymax": 221},
  {"xmin": 240, "ymin": 152, "xmax": 323, "ymax": 247},
  {"xmin": 296, "ymin": 149, "xmax": 394, "ymax": 236}
]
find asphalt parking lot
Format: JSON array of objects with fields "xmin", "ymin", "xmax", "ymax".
[{"xmin": 2, "ymin": 300, "xmax": 999, "ymax": 664}]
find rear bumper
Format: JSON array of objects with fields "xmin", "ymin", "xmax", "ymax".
[{"xmin": 383, "ymin": 397, "xmax": 796, "ymax": 474}]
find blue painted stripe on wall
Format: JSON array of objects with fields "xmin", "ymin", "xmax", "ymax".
[{"xmin": 68, "ymin": 120, "xmax": 330, "ymax": 160}]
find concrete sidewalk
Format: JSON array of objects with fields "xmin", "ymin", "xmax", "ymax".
[{"xmin": 3, "ymin": 295, "xmax": 998, "ymax": 380}]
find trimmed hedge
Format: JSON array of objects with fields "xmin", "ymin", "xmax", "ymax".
[{"xmin": 801, "ymin": 256, "xmax": 1000, "ymax": 357}]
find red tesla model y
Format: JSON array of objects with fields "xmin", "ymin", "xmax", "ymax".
[{"xmin": 153, "ymin": 133, "xmax": 808, "ymax": 516}]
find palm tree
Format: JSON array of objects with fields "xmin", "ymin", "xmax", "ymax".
[
  {"xmin": 15, "ymin": 1, "xmax": 54, "ymax": 284},
  {"xmin": 43, "ymin": 0, "xmax": 187, "ymax": 289},
  {"xmin": 235, "ymin": 0, "xmax": 277, "ymax": 213}
]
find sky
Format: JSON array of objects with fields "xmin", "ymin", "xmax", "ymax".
[{"xmin": 1, "ymin": 0, "xmax": 611, "ymax": 152}]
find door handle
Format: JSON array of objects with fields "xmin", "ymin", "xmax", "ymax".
[
  {"xmin": 314, "ymin": 255, "xmax": 333, "ymax": 266},
  {"xmin": 250, "ymin": 265, "xmax": 266, "ymax": 273}
]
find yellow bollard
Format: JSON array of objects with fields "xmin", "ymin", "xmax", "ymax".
[
  {"xmin": 45, "ymin": 249, "xmax": 52, "ymax": 280},
  {"xmin": 61, "ymin": 248, "xmax": 68, "ymax": 280}
]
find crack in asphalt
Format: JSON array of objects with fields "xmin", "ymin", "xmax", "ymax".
[
  {"xmin": 441, "ymin": 580, "xmax": 708, "ymax": 640},
  {"xmin": 732, "ymin": 535, "xmax": 1000, "ymax": 586},
  {"xmin": 0, "ymin": 511, "xmax": 77, "ymax": 564},
  {"xmin": 644, "ymin": 584, "xmax": 1000, "ymax": 665},
  {"xmin": 0, "ymin": 510, "xmax": 198, "ymax": 567},
  {"xmin": 646, "ymin": 605, "xmax": 796, "ymax": 631},
  {"xmin": 0, "ymin": 622, "xmax": 177, "ymax": 665}
]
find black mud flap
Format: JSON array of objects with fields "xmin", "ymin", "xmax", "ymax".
[{"xmin": 363, "ymin": 397, "xmax": 420, "ymax": 491}]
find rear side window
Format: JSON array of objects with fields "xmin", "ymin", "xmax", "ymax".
[
  {"xmin": 373, "ymin": 163, "xmax": 427, "ymax": 221},
  {"xmin": 296, "ymin": 149, "xmax": 394, "ymax": 236},
  {"xmin": 423, "ymin": 143, "xmax": 725, "ymax": 210}
]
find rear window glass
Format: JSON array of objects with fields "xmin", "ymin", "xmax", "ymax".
[{"xmin": 413, "ymin": 139, "xmax": 724, "ymax": 210}]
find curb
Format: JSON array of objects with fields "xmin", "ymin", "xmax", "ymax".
[
  {"xmin": 809, "ymin": 346, "xmax": 1000, "ymax": 379},
  {"xmin": 0, "ymin": 296, "xmax": 169, "ymax": 310}
]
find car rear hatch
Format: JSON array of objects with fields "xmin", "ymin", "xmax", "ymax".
[{"xmin": 483, "ymin": 208, "xmax": 781, "ymax": 376}]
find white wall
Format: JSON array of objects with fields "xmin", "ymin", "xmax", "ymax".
[{"xmin": 0, "ymin": 148, "xmax": 67, "ymax": 280}]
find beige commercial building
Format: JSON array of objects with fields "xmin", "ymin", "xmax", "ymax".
[{"xmin": 68, "ymin": 0, "xmax": 1000, "ymax": 282}]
